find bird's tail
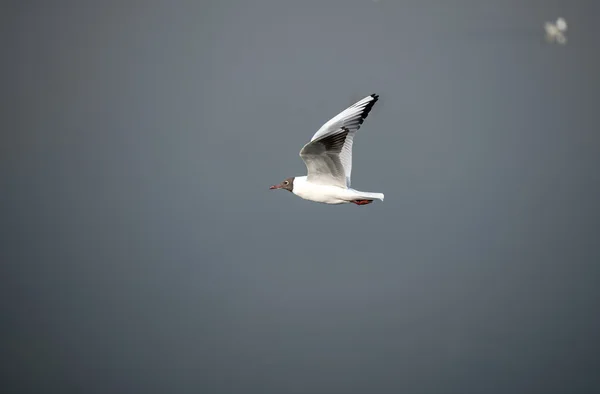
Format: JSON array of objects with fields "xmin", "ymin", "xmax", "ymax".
[{"xmin": 353, "ymin": 190, "xmax": 385, "ymax": 202}]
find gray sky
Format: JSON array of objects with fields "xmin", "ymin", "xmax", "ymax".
[{"xmin": 3, "ymin": 1, "xmax": 600, "ymax": 393}]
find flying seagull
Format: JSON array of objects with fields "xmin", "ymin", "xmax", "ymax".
[
  {"xmin": 545, "ymin": 17, "xmax": 568, "ymax": 44},
  {"xmin": 270, "ymin": 94, "xmax": 384, "ymax": 206}
]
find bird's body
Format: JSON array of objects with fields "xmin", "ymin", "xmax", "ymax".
[
  {"xmin": 291, "ymin": 176, "xmax": 384, "ymax": 205},
  {"xmin": 270, "ymin": 94, "xmax": 384, "ymax": 206}
]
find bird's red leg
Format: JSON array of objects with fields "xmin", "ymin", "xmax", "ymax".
[{"xmin": 352, "ymin": 199, "xmax": 373, "ymax": 205}]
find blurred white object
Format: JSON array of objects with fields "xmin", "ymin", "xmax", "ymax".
[
  {"xmin": 556, "ymin": 18, "xmax": 567, "ymax": 31},
  {"xmin": 545, "ymin": 17, "xmax": 568, "ymax": 44}
]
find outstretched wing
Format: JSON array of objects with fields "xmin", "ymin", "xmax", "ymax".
[{"xmin": 299, "ymin": 94, "xmax": 379, "ymax": 188}]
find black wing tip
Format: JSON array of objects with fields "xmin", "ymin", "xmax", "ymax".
[{"xmin": 358, "ymin": 93, "xmax": 379, "ymax": 125}]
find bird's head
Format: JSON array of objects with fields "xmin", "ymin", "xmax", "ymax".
[{"xmin": 269, "ymin": 177, "xmax": 295, "ymax": 192}]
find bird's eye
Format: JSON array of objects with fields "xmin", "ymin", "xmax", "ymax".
[{"xmin": 284, "ymin": 181, "xmax": 289, "ymax": 185}]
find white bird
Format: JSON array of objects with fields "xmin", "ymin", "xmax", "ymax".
[
  {"xmin": 270, "ymin": 94, "xmax": 384, "ymax": 206},
  {"xmin": 545, "ymin": 17, "xmax": 568, "ymax": 44}
]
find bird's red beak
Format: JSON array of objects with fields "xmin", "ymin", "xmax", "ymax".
[{"xmin": 269, "ymin": 184, "xmax": 281, "ymax": 190}]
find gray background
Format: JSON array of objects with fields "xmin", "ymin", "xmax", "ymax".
[{"xmin": 2, "ymin": 1, "xmax": 600, "ymax": 393}]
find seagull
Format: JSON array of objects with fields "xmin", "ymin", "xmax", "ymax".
[
  {"xmin": 545, "ymin": 17, "xmax": 568, "ymax": 44},
  {"xmin": 270, "ymin": 94, "xmax": 384, "ymax": 206}
]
